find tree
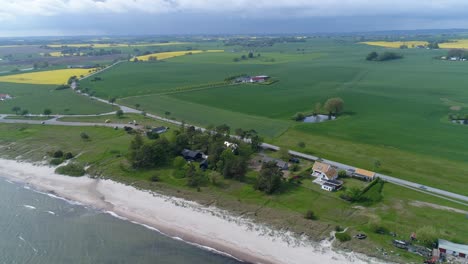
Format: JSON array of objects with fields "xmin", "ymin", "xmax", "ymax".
[
  {"xmin": 324, "ymin": 97, "xmax": 344, "ymax": 116},
  {"xmin": 255, "ymin": 161, "xmax": 283, "ymax": 194},
  {"xmin": 135, "ymin": 103, "xmax": 140, "ymax": 109},
  {"xmin": 12, "ymin": 106, "xmax": 21, "ymax": 115},
  {"xmin": 278, "ymin": 148, "xmax": 290, "ymax": 161},
  {"xmin": 248, "ymin": 51, "xmax": 254, "ymax": 58},
  {"xmin": 304, "ymin": 210, "xmax": 317, "ymax": 220},
  {"xmin": 366, "ymin": 51, "xmax": 379, "ymax": 61},
  {"xmin": 109, "ymin": 97, "xmax": 116, "ymax": 105},
  {"xmin": 43, "ymin": 108, "xmax": 52, "ymax": 117},
  {"xmin": 165, "ymin": 111, "xmax": 171, "ymax": 119},
  {"xmin": 116, "ymin": 109, "xmax": 124, "ymax": 118},
  {"xmin": 20, "ymin": 109, "xmax": 29, "ymax": 116},
  {"xmin": 373, "ymin": 159, "xmax": 381, "ymax": 171},
  {"xmin": 297, "ymin": 141, "xmax": 306, "ymax": 148},
  {"xmin": 215, "ymin": 124, "xmax": 230, "ymax": 135},
  {"xmin": 292, "ymin": 112, "xmax": 305, "ymax": 121},
  {"xmin": 416, "ymin": 226, "xmax": 439, "ymax": 247}
]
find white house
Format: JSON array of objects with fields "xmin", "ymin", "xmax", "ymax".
[
  {"xmin": 0, "ymin": 94, "xmax": 12, "ymax": 101},
  {"xmin": 438, "ymin": 239, "xmax": 468, "ymax": 259},
  {"xmin": 311, "ymin": 161, "xmax": 338, "ymax": 181},
  {"xmin": 224, "ymin": 141, "xmax": 238, "ymax": 150}
]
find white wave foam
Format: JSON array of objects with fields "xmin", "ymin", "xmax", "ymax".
[
  {"xmin": 23, "ymin": 205, "xmax": 36, "ymax": 210},
  {"xmin": 46, "ymin": 211, "xmax": 55, "ymax": 215},
  {"xmin": 105, "ymin": 211, "xmax": 128, "ymax": 221}
]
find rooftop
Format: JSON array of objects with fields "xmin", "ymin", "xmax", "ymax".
[{"xmin": 439, "ymin": 239, "xmax": 468, "ymax": 255}]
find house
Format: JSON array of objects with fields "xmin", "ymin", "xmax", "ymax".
[
  {"xmin": 438, "ymin": 239, "xmax": 468, "ymax": 259},
  {"xmin": 250, "ymin": 75, "xmax": 270, "ymax": 83},
  {"xmin": 0, "ymin": 94, "xmax": 12, "ymax": 101},
  {"xmin": 224, "ymin": 141, "xmax": 238, "ymax": 150},
  {"xmin": 321, "ymin": 179, "xmax": 343, "ymax": 192},
  {"xmin": 151, "ymin": 126, "xmax": 168, "ymax": 134},
  {"xmin": 311, "ymin": 161, "xmax": 338, "ymax": 181},
  {"xmin": 352, "ymin": 168, "xmax": 376, "ymax": 181},
  {"xmin": 181, "ymin": 149, "xmax": 204, "ymax": 161},
  {"xmin": 261, "ymin": 156, "xmax": 289, "ymax": 170},
  {"xmin": 235, "ymin": 76, "xmax": 251, "ymax": 83}
]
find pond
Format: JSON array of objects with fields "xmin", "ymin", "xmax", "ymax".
[{"xmin": 303, "ymin": 114, "xmax": 336, "ymax": 123}]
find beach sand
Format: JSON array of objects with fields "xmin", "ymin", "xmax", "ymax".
[{"xmin": 0, "ymin": 158, "xmax": 389, "ymax": 264}]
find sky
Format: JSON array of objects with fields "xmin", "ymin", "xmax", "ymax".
[{"xmin": 2, "ymin": 0, "xmax": 468, "ymax": 37}]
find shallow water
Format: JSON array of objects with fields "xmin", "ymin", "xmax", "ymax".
[
  {"xmin": 0, "ymin": 177, "xmax": 242, "ymax": 264},
  {"xmin": 303, "ymin": 114, "xmax": 336, "ymax": 123}
]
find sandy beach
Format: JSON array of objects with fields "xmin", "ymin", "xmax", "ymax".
[{"xmin": 0, "ymin": 158, "xmax": 388, "ymax": 264}]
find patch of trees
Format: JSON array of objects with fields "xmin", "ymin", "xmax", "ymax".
[
  {"xmin": 427, "ymin": 41, "xmax": 440, "ymax": 49},
  {"xmin": 47, "ymin": 150, "xmax": 74, "ymax": 166},
  {"xmin": 366, "ymin": 51, "xmax": 403, "ymax": 61},
  {"xmin": 55, "ymin": 163, "xmax": 86, "ymax": 177},
  {"xmin": 324, "ymin": 97, "xmax": 345, "ymax": 117},
  {"xmin": 55, "ymin": 84, "xmax": 70, "ymax": 90},
  {"xmin": 233, "ymin": 51, "xmax": 260, "ymax": 62},
  {"xmin": 254, "ymin": 161, "xmax": 284, "ymax": 194},
  {"xmin": 447, "ymin": 49, "xmax": 468, "ymax": 59},
  {"xmin": 128, "ymin": 124, "xmax": 260, "ymax": 188},
  {"xmin": 33, "ymin": 61, "xmax": 49, "ymax": 69}
]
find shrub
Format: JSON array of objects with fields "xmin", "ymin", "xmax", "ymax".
[
  {"xmin": 335, "ymin": 232, "xmax": 351, "ymax": 242},
  {"xmin": 64, "ymin": 152, "xmax": 74, "ymax": 159},
  {"xmin": 292, "ymin": 112, "xmax": 305, "ymax": 121},
  {"xmin": 80, "ymin": 132, "xmax": 89, "ymax": 140},
  {"xmin": 53, "ymin": 150, "xmax": 64, "ymax": 158},
  {"xmin": 338, "ymin": 169, "xmax": 348, "ymax": 178},
  {"xmin": 150, "ymin": 175, "xmax": 160, "ymax": 182},
  {"xmin": 304, "ymin": 210, "xmax": 317, "ymax": 220},
  {"xmin": 55, "ymin": 163, "xmax": 86, "ymax": 177},
  {"xmin": 50, "ymin": 158, "xmax": 63, "ymax": 165},
  {"xmin": 335, "ymin": 225, "xmax": 344, "ymax": 232},
  {"xmin": 297, "ymin": 141, "xmax": 306, "ymax": 148}
]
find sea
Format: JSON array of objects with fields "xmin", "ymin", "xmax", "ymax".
[{"xmin": 0, "ymin": 177, "xmax": 243, "ymax": 264}]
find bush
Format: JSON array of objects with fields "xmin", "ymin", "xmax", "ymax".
[
  {"xmin": 338, "ymin": 169, "xmax": 348, "ymax": 178},
  {"xmin": 64, "ymin": 152, "xmax": 74, "ymax": 159},
  {"xmin": 335, "ymin": 232, "xmax": 351, "ymax": 242},
  {"xmin": 150, "ymin": 175, "xmax": 160, "ymax": 182},
  {"xmin": 80, "ymin": 132, "xmax": 90, "ymax": 140},
  {"xmin": 292, "ymin": 112, "xmax": 305, "ymax": 121},
  {"xmin": 304, "ymin": 210, "xmax": 317, "ymax": 220},
  {"xmin": 297, "ymin": 141, "xmax": 306, "ymax": 148},
  {"xmin": 55, "ymin": 163, "xmax": 86, "ymax": 177},
  {"xmin": 50, "ymin": 158, "xmax": 63, "ymax": 165},
  {"xmin": 335, "ymin": 225, "xmax": 344, "ymax": 232},
  {"xmin": 53, "ymin": 150, "xmax": 64, "ymax": 158}
]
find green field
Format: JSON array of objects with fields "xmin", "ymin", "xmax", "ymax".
[
  {"xmin": 0, "ymin": 82, "xmax": 116, "ymax": 115},
  {"xmin": 0, "ymin": 122, "xmax": 466, "ymax": 263},
  {"xmin": 77, "ymin": 39, "xmax": 468, "ymax": 196}
]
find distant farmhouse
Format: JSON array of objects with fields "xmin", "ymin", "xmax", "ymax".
[
  {"xmin": 235, "ymin": 75, "xmax": 270, "ymax": 84},
  {"xmin": 261, "ymin": 156, "xmax": 289, "ymax": 171},
  {"xmin": 352, "ymin": 168, "xmax": 376, "ymax": 181},
  {"xmin": 0, "ymin": 94, "xmax": 12, "ymax": 101},
  {"xmin": 311, "ymin": 161, "xmax": 343, "ymax": 191},
  {"xmin": 181, "ymin": 149, "xmax": 209, "ymax": 170}
]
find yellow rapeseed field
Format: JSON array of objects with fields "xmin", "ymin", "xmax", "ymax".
[
  {"xmin": 0, "ymin": 68, "xmax": 96, "ymax": 85},
  {"xmin": 439, "ymin": 40, "xmax": 468, "ymax": 49},
  {"xmin": 47, "ymin": 42, "xmax": 189, "ymax": 48},
  {"xmin": 360, "ymin": 41, "xmax": 428, "ymax": 48},
  {"xmin": 133, "ymin": 50, "xmax": 224, "ymax": 61}
]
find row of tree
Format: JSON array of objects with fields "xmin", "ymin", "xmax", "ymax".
[{"xmin": 366, "ymin": 51, "xmax": 403, "ymax": 61}]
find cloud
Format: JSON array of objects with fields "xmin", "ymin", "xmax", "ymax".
[{"xmin": 2, "ymin": 0, "xmax": 468, "ymax": 20}]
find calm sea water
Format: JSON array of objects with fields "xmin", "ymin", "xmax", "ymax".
[{"xmin": 0, "ymin": 177, "xmax": 242, "ymax": 264}]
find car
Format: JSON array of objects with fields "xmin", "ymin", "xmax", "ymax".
[
  {"xmin": 419, "ymin": 185, "xmax": 427, "ymax": 190},
  {"xmin": 289, "ymin": 157, "xmax": 300, "ymax": 163},
  {"xmin": 41, "ymin": 121, "xmax": 45, "ymax": 125},
  {"xmin": 355, "ymin": 233, "xmax": 367, "ymax": 240}
]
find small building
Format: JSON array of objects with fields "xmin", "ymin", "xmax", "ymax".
[
  {"xmin": 151, "ymin": 126, "xmax": 168, "ymax": 134},
  {"xmin": 181, "ymin": 149, "xmax": 204, "ymax": 161},
  {"xmin": 321, "ymin": 179, "xmax": 343, "ymax": 192},
  {"xmin": 234, "ymin": 76, "xmax": 251, "ymax": 83},
  {"xmin": 261, "ymin": 156, "xmax": 289, "ymax": 170},
  {"xmin": 311, "ymin": 161, "xmax": 338, "ymax": 181},
  {"xmin": 250, "ymin": 75, "xmax": 270, "ymax": 83},
  {"xmin": 224, "ymin": 141, "xmax": 238, "ymax": 150},
  {"xmin": 438, "ymin": 239, "xmax": 468, "ymax": 259},
  {"xmin": 352, "ymin": 168, "xmax": 376, "ymax": 181},
  {"xmin": 0, "ymin": 94, "xmax": 12, "ymax": 101}
]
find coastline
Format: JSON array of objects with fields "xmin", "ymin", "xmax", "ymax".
[{"xmin": 0, "ymin": 158, "xmax": 388, "ymax": 264}]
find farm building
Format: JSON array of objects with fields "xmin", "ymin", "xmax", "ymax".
[
  {"xmin": 353, "ymin": 168, "xmax": 376, "ymax": 181},
  {"xmin": 438, "ymin": 239, "xmax": 468, "ymax": 259},
  {"xmin": 250, "ymin": 75, "xmax": 270, "ymax": 83},
  {"xmin": 311, "ymin": 161, "xmax": 338, "ymax": 181},
  {"xmin": 261, "ymin": 156, "xmax": 289, "ymax": 170},
  {"xmin": 321, "ymin": 179, "xmax": 343, "ymax": 192},
  {"xmin": 0, "ymin": 94, "xmax": 12, "ymax": 101},
  {"xmin": 181, "ymin": 149, "xmax": 204, "ymax": 161},
  {"xmin": 151, "ymin": 126, "xmax": 169, "ymax": 134}
]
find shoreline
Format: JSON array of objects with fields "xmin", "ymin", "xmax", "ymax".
[{"xmin": 0, "ymin": 158, "xmax": 388, "ymax": 264}]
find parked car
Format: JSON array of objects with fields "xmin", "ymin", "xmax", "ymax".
[
  {"xmin": 289, "ymin": 157, "xmax": 300, "ymax": 163},
  {"xmin": 355, "ymin": 234, "xmax": 367, "ymax": 240}
]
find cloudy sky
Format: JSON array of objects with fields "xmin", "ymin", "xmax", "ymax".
[{"xmin": 1, "ymin": 0, "xmax": 468, "ymax": 36}]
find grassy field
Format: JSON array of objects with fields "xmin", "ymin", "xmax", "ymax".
[
  {"xmin": 78, "ymin": 38, "xmax": 468, "ymax": 197},
  {"xmin": 0, "ymin": 122, "xmax": 466, "ymax": 263},
  {"xmin": 0, "ymin": 68, "xmax": 96, "ymax": 85},
  {"xmin": 0, "ymin": 82, "xmax": 115, "ymax": 115},
  {"xmin": 360, "ymin": 41, "xmax": 429, "ymax": 48}
]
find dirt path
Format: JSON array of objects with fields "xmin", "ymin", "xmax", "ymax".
[{"xmin": 409, "ymin": 200, "xmax": 468, "ymax": 214}]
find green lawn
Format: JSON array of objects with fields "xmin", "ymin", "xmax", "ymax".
[{"xmin": 0, "ymin": 82, "xmax": 116, "ymax": 115}]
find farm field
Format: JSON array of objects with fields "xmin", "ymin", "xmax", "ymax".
[
  {"xmin": 0, "ymin": 68, "xmax": 96, "ymax": 85},
  {"xmin": 0, "ymin": 82, "xmax": 115, "ymax": 115},
  {"xmin": 0, "ymin": 122, "xmax": 467, "ymax": 263},
  {"xmin": 80, "ymin": 38, "xmax": 468, "ymax": 196},
  {"xmin": 360, "ymin": 41, "xmax": 429, "ymax": 48},
  {"xmin": 133, "ymin": 49, "xmax": 224, "ymax": 61}
]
